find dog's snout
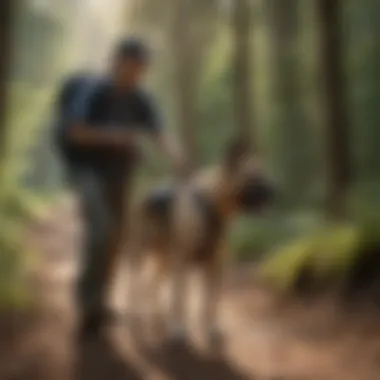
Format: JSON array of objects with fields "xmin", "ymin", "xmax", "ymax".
[{"xmin": 238, "ymin": 176, "xmax": 275, "ymax": 213}]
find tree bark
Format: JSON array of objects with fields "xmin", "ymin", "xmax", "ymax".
[
  {"xmin": 171, "ymin": 0, "xmax": 218, "ymax": 172},
  {"xmin": 266, "ymin": 0, "xmax": 314, "ymax": 204},
  {"xmin": 126, "ymin": 0, "xmax": 219, "ymax": 173},
  {"xmin": 0, "ymin": 0, "xmax": 14, "ymax": 166},
  {"xmin": 232, "ymin": 0, "xmax": 254, "ymax": 148},
  {"xmin": 316, "ymin": 0, "xmax": 351, "ymax": 218},
  {"xmin": 172, "ymin": 0, "xmax": 198, "ymax": 172}
]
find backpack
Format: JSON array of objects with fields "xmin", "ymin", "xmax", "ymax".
[{"xmin": 52, "ymin": 73, "xmax": 97, "ymax": 165}]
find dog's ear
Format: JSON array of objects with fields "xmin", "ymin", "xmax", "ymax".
[{"xmin": 223, "ymin": 137, "xmax": 250, "ymax": 170}]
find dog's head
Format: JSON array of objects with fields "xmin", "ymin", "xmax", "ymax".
[{"xmin": 221, "ymin": 138, "xmax": 275, "ymax": 214}]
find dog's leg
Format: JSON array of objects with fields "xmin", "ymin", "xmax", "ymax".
[
  {"xmin": 145, "ymin": 255, "xmax": 167, "ymax": 337},
  {"xmin": 166, "ymin": 187, "xmax": 210, "ymax": 344},
  {"xmin": 202, "ymin": 246, "xmax": 226, "ymax": 350},
  {"xmin": 127, "ymin": 248, "xmax": 143, "ymax": 316},
  {"xmin": 167, "ymin": 191, "xmax": 198, "ymax": 343},
  {"xmin": 167, "ymin": 243, "xmax": 190, "ymax": 342},
  {"xmin": 125, "ymin": 213, "xmax": 145, "ymax": 328}
]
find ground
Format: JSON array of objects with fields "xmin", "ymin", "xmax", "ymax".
[{"xmin": 2, "ymin": 198, "xmax": 380, "ymax": 380}]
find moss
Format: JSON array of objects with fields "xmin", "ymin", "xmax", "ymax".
[
  {"xmin": 0, "ymin": 182, "xmax": 43, "ymax": 310},
  {"xmin": 229, "ymin": 212, "xmax": 322, "ymax": 261},
  {"xmin": 259, "ymin": 221, "xmax": 380, "ymax": 297}
]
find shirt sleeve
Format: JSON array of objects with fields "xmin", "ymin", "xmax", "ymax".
[
  {"xmin": 55, "ymin": 75, "xmax": 84, "ymax": 115},
  {"xmin": 67, "ymin": 82, "xmax": 102, "ymax": 125},
  {"xmin": 138, "ymin": 92, "xmax": 163, "ymax": 136}
]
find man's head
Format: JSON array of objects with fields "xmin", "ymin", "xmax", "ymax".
[{"xmin": 111, "ymin": 37, "xmax": 150, "ymax": 89}]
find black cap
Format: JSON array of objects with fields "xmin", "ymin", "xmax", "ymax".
[{"xmin": 113, "ymin": 37, "xmax": 150, "ymax": 63}]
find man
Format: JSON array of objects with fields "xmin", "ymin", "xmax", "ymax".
[{"xmin": 58, "ymin": 38, "xmax": 183, "ymax": 337}]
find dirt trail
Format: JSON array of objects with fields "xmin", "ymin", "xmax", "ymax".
[{"xmin": 2, "ymin": 198, "xmax": 380, "ymax": 380}]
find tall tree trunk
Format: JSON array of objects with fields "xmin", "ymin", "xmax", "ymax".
[
  {"xmin": 367, "ymin": 0, "xmax": 380, "ymax": 178},
  {"xmin": 356, "ymin": 0, "xmax": 380, "ymax": 180},
  {"xmin": 126, "ymin": 0, "xmax": 218, "ymax": 172},
  {"xmin": 0, "ymin": 0, "xmax": 14, "ymax": 167},
  {"xmin": 172, "ymin": 0, "xmax": 198, "ymax": 172},
  {"xmin": 266, "ymin": 0, "xmax": 312, "ymax": 204},
  {"xmin": 171, "ymin": 0, "xmax": 218, "ymax": 172},
  {"xmin": 232, "ymin": 0, "xmax": 254, "ymax": 147},
  {"xmin": 316, "ymin": 0, "xmax": 351, "ymax": 218}
]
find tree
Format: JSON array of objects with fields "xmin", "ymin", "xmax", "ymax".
[
  {"xmin": 0, "ymin": 0, "xmax": 15, "ymax": 167},
  {"xmin": 232, "ymin": 0, "xmax": 254, "ymax": 146},
  {"xmin": 346, "ymin": 0, "xmax": 380, "ymax": 181},
  {"xmin": 171, "ymin": 0, "xmax": 219, "ymax": 171},
  {"xmin": 265, "ymin": 0, "xmax": 314, "ymax": 205},
  {"xmin": 125, "ymin": 0, "xmax": 219, "ymax": 171},
  {"xmin": 316, "ymin": 0, "xmax": 351, "ymax": 217},
  {"xmin": 13, "ymin": 6, "xmax": 65, "ymax": 85}
]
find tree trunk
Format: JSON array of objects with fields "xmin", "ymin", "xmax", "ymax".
[
  {"xmin": 232, "ymin": 0, "xmax": 254, "ymax": 148},
  {"xmin": 172, "ymin": 0, "xmax": 198, "ymax": 172},
  {"xmin": 171, "ymin": 0, "xmax": 218, "ymax": 172},
  {"xmin": 367, "ymin": 0, "xmax": 380, "ymax": 178},
  {"xmin": 0, "ymin": 0, "xmax": 14, "ymax": 166},
  {"xmin": 357, "ymin": 0, "xmax": 380, "ymax": 180},
  {"xmin": 126, "ymin": 0, "xmax": 219, "ymax": 173},
  {"xmin": 266, "ymin": 0, "xmax": 313, "ymax": 204},
  {"xmin": 316, "ymin": 0, "xmax": 351, "ymax": 218}
]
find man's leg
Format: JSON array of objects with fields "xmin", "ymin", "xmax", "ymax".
[
  {"xmin": 72, "ymin": 168, "xmax": 113, "ymax": 333},
  {"xmin": 103, "ymin": 173, "xmax": 134, "ymax": 297}
]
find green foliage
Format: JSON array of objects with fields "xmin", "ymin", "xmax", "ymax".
[
  {"xmin": 13, "ymin": 2, "xmax": 65, "ymax": 84},
  {"xmin": 259, "ymin": 219, "xmax": 380, "ymax": 295},
  {"xmin": 4, "ymin": 82, "xmax": 55, "ymax": 193},
  {"xmin": 197, "ymin": 28, "xmax": 233, "ymax": 165},
  {"xmin": 7, "ymin": 82, "xmax": 52, "ymax": 159},
  {"xmin": 3, "ymin": 0, "xmax": 380, "ymax": 309},
  {"xmin": 229, "ymin": 211, "xmax": 323, "ymax": 260},
  {"xmin": 0, "ymin": 190, "xmax": 36, "ymax": 310},
  {"xmin": 0, "ymin": 82, "xmax": 53, "ymax": 310},
  {"xmin": 0, "ymin": 162, "xmax": 48, "ymax": 309},
  {"xmin": 0, "ymin": 217, "xmax": 31, "ymax": 310}
]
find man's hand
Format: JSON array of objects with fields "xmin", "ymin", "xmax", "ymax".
[
  {"xmin": 107, "ymin": 130, "xmax": 142, "ymax": 160},
  {"xmin": 106, "ymin": 130, "xmax": 135, "ymax": 149},
  {"xmin": 70, "ymin": 125, "xmax": 139, "ymax": 153},
  {"xmin": 154, "ymin": 133, "xmax": 190, "ymax": 177},
  {"xmin": 172, "ymin": 153, "xmax": 191, "ymax": 178}
]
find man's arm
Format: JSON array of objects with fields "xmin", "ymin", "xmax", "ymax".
[
  {"xmin": 139, "ymin": 92, "xmax": 188, "ymax": 173},
  {"xmin": 66, "ymin": 83, "xmax": 133, "ymax": 148},
  {"xmin": 69, "ymin": 123, "xmax": 133, "ymax": 147},
  {"xmin": 153, "ymin": 132, "xmax": 186, "ymax": 169}
]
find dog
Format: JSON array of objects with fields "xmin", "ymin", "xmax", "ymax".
[{"xmin": 126, "ymin": 139, "xmax": 275, "ymax": 348}]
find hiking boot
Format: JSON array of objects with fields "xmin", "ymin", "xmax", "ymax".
[{"xmin": 76, "ymin": 307, "xmax": 118, "ymax": 341}]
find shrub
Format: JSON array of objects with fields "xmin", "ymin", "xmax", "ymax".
[{"xmin": 259, "ymin": 220, "xmax": 380, "ymax": 299}]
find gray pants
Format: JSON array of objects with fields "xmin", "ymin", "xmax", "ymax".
[{"xmin": 70, "ymin": 166, "xmax": 133, "ymax": 316}]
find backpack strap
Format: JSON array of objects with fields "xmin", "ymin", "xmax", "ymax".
[
  {"xmin": 64, "ymin": 76, "xmax": 101, "ymax": 122},
  {"xmin": 53, "ymin": 75, "xmax": 100, "ymax": 163}
]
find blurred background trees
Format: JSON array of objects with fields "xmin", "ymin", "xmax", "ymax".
[
  {"xmin": 2, "ymin": 0, "xmax": 380, "ymax": 304},
  {"xmin": 0, "ymin": 0, "xmax": 15, "ymax": 164},
  {"xmin": 232, "ymin": 0, "xmax": 254, "ymax": 145},
  {"xmin": 316, "ymin": 0, "xmax": 351, "ymax": 219}
]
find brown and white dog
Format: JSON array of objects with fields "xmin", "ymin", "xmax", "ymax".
[{"xmin": 126, "ymin": 139, "xmax": 275, "ymax": 348}]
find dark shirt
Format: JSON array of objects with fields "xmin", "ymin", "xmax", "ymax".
[
  {"xmin": 54, "ymin": 73, "xmax": 93, "ymax": 165},
  {"xmin": 67, "ymin": 76, "xmax": 162, "ymax": 175}
]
